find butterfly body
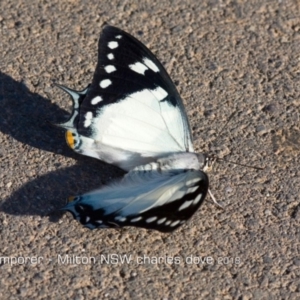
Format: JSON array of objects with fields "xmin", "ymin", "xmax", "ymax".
[{"xmin": 56, "ymin": 26, "xmax": 210, "ymax": 232}]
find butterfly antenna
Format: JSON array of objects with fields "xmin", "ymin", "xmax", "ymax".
[
  {"xmin": 208, "ymin": 189, "xmax": 224, "ymax": 209},
  {"xmin": 211, "ymin": 111, "xmax": 264, "ymax": 170},
  {"xmin": 216, "ymin": 158, "xmax": 264, "ymax": 170},
  {"xmin": 214, "ymin": 111, "xmax": 236, "ymax": 148}
]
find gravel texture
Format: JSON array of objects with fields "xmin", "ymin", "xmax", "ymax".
[{"xmin": 0, "ymin": 0, "xmax": 300, "ymax": 299}]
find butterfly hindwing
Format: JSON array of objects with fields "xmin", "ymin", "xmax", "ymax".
[
  {"xmin": 57, "ymin": 26, "xmax": 194, "ymax": 171},
  {"xmin": 62, "ymin": 162, "xmax": 209, "ymax": 233}
]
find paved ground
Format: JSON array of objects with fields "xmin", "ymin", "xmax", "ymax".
[{"xmin": 0, "ymin": 0, "xmax": 299, "ymax": 299}]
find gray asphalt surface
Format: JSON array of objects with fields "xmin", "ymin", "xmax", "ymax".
[{"xmin": 0, "ymin": 0, "xmax": 300, "ymax": 299}]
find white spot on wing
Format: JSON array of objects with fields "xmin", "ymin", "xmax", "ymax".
[
  {"xmin": 107, "ymin": 53, "xmax": 114, "ymax": 60},
  {"xmin": 188, "ymin": 186, "xmax": 199, "ymax": 193},
  {"xmin": 84, "ymin": 112, "xmax": 93, "ymax": 128},
  {"xmin": 170, "ymin": 220, "xmax": 180, "ymax": 227},
  {"xmin": 165, "ymin": 220, "xmax": 171, "ymax": 226},
  {"xmin": 100, "ymin": 79, "xmax": 112, "ymax": 88},
  {"xmin": 193, "ymin": 193, "xmax": 203, "ymax": 205},
  {"xmin": 95, "ymin": 220, "xmax": 103, "ymax": 224},
  {"xmin": 115, "ymin": 35, "xmax": 122, "ymax": 39},
  {"xmin": 129, "ymin": 62, "xmax": 148, "ymax": 75},
  {"xmin": 115, "ymin": 216, "xmax": 126, "ymax": 222},
  {"xmin": 178, "ymin": 200, "xmax": 193, "ymax": 211},
  {"xmin": 85, "ymin": 216, "xmax": 90, "ymax": 223},
  {"xmin": 157, "ymin": 217, "xmax": 166, "ymax": 224},
  {"xmin": 187, "ymin": 178, "xmax": 200, "ymax": 185},
  {"xmin": 143, "ymin": 58, "xmax": 159, "ymax": 72},
  {"xmin": 105, "ymin": 65, "xmax": 116, "ymax": 73},
  {"xmin": 91, "ymin": 96, "xmax": 103, "ymax": 105},
  {"xmin": 108, "ymin": 41, "xmax": 118, "ymax": 49},
  {"xmin": 130, "ymin": 216, "xmax": 142, "ymax": 223},
  {"xmin": 146, "ymin": 216, "xmax": 157, "ymax": 223}
]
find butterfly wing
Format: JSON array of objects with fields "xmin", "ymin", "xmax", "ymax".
[
  {"xmin": 57, "ymin": 26, "xmax": 194, "ymax": 171},
  {"xmin": 62, "ymin": 165, "xmax": 208, "ymax": 233}
]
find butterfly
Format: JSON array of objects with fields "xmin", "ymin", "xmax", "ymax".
[{"xmin": 55, "ymin": 25, "xmax": 212, "ymax": 232}]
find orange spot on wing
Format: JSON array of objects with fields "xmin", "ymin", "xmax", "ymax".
[
  {"xmin": 66, "ymin": 130, "xmax": 75, "ymax": 149},
  {"xmin": 68, "ymin": 196, "xmax": 76, "ymax": 203}
]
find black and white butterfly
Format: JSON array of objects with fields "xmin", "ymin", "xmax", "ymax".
[{"xmin": 55, "ymin": 25, "xmax": 212, "ymax": 232}]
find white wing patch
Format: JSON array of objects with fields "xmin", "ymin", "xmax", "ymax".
[
  {"xmin": 178, "ymin": 200, "xmax": 193, "ymax": 211},
  {"xmin": 129, "ymin": 62, "xmax": 148, "ymax": 75},
  {"xmin": 130, "ymin": 216, "xmax": 142, "ymax": 223},
  {"xmin": 146, "ymin": 216, "xmax": 157, "ymax": 223},
  {"xmin": 108, "ymin": 41, "xmax": 119, "ymax": 49},
  {"xmin": 84, "ymin": 112, "xmax": 93, "ymax": 128},
  {"xmin": 100, "ymin": 79, "xmax": 112, "ymax": 88},
  {"xmin": 91, "ymin": 96, "xmax": 103, "ymax": 105},
  {"xmin": 170, "ymin": 220, "xmax": 180, "ymax": 227},
  {"xmin": 107, "ymin": 53, "xmax": 114, "ymax": 60},
  {"xmin": 157, "ymin": 217, "xmax": 166, "ymax": 224},
  {"xmin": 159, "ymin": 100, "xmax": 186, "ymax": 151},
  {"xmin": 115, "ymin": 216, "xmax": 126, "ymax": 222},
  {"xmin": 90, "ymin": 87, "xmax": 186, "ymax": 159},
  {"xmin": 105, "ymin": 65, "xmax": 117, "ymax": 73},
  {"xmin": 129, "ymin": 59, "xmax": 161, "ymax": 75},
  {"xmin": 143, "ymin": 58, "xmax": 159, "ymax": 72},
  {"xmin": 193, "ymin": 193, "xmax": 202, "ymax": 205}
]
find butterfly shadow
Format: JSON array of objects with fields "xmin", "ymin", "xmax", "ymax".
[
  {"xmin": 1, "ymin": 158, "xmax": 124, "ymax": 222},
  {"xmin": 0, "ymin": 71, "xmax": 75, "ymax": 157},
  {"xmin": 0, "ymin": 72, "xmax": 124, "ymax": 219}
]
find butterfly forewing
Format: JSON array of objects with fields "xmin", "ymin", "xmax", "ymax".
[{"xmin": 66, "ymin": 26, "xmax": 194, "ymax": 170}]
